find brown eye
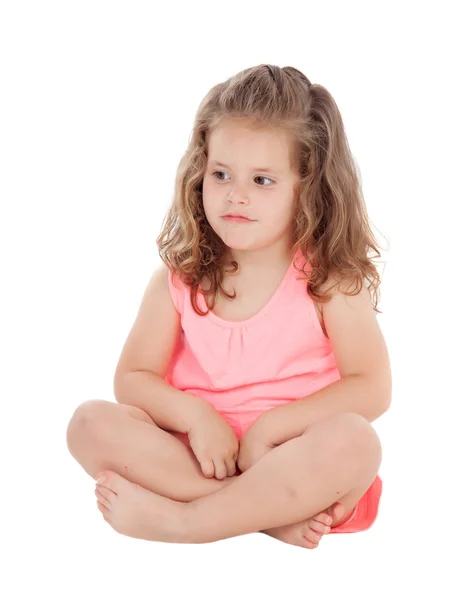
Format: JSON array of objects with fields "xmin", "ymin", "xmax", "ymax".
[
  {"xmin": 255, "ymin": 176, "xmax": 274, "ymax": 186},
  {"xmin": 212, "ymin": 171, "xmax": 274, "ymax": 186}
]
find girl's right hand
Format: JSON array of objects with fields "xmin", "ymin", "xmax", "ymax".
[{"xmin": 187, "ymin": 407, "xmax": 239, "ymax": 480}]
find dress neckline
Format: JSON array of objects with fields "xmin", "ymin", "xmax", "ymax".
[{"xmin": 200, "ymin": 255, "xmax": 296, "ymax": 328}]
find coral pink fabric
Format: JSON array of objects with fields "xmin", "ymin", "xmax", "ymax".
[{"xmin": 165, "ymin": 249, "xmax": 382, "ymax": 533}]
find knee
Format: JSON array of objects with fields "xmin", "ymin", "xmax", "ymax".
[
  {"xmin": 317, "ymin": 413, "xmax": 382, "ymax": 472},
  {"xmin": 339, "ymin": 413, "xmax": 382, "ymax": 470},
  {"xmin": 66, "ymin": 399, "xmax": 112, "ymax": 450}
]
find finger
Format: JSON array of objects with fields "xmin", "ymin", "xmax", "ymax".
[
  {"xmin": 226, "ymin": 457, "xmax": 237, "ymax": 477},
  {"xmin": 201, "ymin": 459, "xmax": 215, "ymax": 478},
  {"xmin": 213, "ymin": 458, "xmax": 227, "ymax": 480}
]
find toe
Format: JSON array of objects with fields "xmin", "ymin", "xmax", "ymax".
[
  {"xmin": 95, "ymin": 470, "xmax": 108, "ymax": 482},
  {"xmin": 95, "ymin": 487, "xmax": 113, "ymax": 508},
  {"xmin": 302, "ymin": 532, "xmax": 320, "ymax": 548},
  {"xmin": 329, "ymin": 502, "xmax": 345, "ymax": 521},
  {"xmin": 313, "ymin": 512, "xmax": 331, "ymax": 526},
  {"xmin": 96, "ymin": 470, "xmax": 124, "ymax": 493},
  {"xmin": 96, "ymin": 498, "xmax": 110, "ymax": 514},
  {"xmin": 96, "ymin": 500, "xmax": 112, "ymax": 523},
  {"xmin": 309, "ymin": 518, "xmax": 330, "ymax": 535},
  {"xmin": 332, "ymin": 502, "xmax": 346, "ymax": 520},
  {"xmin": 303, "ymin": 526, "xmax": 323, "ymax": 544}
]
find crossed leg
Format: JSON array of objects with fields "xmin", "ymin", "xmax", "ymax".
[
  {"xmin": 177, "ymin": 411, "xmax": 382, "ymax": 543},
  {"xmin": 67, "ymin": 401, "xmax": 381, "ymax": 544}
]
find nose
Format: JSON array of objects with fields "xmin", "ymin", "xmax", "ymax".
[{"xmin": 227, "ymin": 185, "xmax": 250, "ymax": 205}]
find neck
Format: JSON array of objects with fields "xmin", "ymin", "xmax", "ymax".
[{"xmin": 226, "ymin": 242, "xmax": 294, "ymax": 274}]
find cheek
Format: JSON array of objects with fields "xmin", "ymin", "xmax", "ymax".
[
  {"xmin": 266, "ymin": 204, "xmax": 296, "ymax": 231},
  {"xmin": 202, "ymin": 191, "xmax": 222, "ymax": 220},
  {"xmin": 266, "ymin": 201, "xmax": 292, "ymax": 219},
  {"xmin": 201, "ymin": 182, "xmax": 213, "ymax": 205},
  {"xmin": 201, "ymin": 197, "xmax": 218, "ymax": 229},
  {"xmin": 202, "ymin": 196, "xmax": 214, "ymax": 218}
]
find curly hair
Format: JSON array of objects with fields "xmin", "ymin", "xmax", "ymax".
[{"xmin": 156, "ymin": 64, "xmax": 387, "ymax": 316}]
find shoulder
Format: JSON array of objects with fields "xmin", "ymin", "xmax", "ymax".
[
  {"xmin": 153, "ymin": 261, "xmax": 188, "ymax": 314},
  {"xmin": 148, "ymin": 261, "xmax": 186, "ymax": 299},
  {"xmin": 316, "ymin": 274, "xmax": 391, "ymax": 387},
  {"xmin": 314, "ymin": 275, "xmax": 371, "ymax": 338},
  {"xmin": 149, "ymin": 261, "xmax": 170, "ymax": 288},
  {"xmin": 319, "ymin": 274, "xmax": 372, "ymax": 304},
  {"xmin": 152, "ymin": 261, "xmax": 185, "ymax": 287}
]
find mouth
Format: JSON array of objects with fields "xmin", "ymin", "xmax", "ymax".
[{"xmin": 221, "ymin": 215, "xmax": 255, "ymax": 222}]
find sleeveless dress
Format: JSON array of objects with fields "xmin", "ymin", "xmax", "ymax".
[{"xmin": 165, "ymin": 249, "xmax": 383, "ymax": 534}]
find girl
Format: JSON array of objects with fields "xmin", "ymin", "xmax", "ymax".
[{"xmin": 67, "ymin": 64, "xmax": 391, "ymax": 548}]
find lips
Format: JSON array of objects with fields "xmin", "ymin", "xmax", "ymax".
[{"xmin": 222, "ymin": 214, "xmax": 254, "ymax": 221}]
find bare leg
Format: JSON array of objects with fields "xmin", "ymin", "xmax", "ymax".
[
  {"xmin": 68, "ymin": 401, "xmax": 377, "ymax": 545},
  {"xmin": 68, "ymin": 399, "xmax": 341, "ymax": 547},
  {"xmin": 66, "ymin": 399, "xmax": 235, "ymax": 502},
  {"xmin": 181, "ymin": 412, "xmax": 382, "ymax": 544}
]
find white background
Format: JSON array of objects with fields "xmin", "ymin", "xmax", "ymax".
[{"xmin": 2, "ymin": 1, "xmax": 450, "ymax": 598}]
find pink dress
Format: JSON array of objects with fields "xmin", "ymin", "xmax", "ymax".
[{"xmin": 165, "ymin": 250, "xmax": 383, "ymax": 534}]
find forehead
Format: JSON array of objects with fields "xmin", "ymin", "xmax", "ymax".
[{"xmin": 207, "ymin": 121, "xmax": 293, "ymax": 170}]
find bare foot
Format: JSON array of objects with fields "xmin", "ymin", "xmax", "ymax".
[
  {"xmin": 94, "ymin": 470, "xmax": 188, "ymax": 543},
  {"xmin": 262, "ymin": 502, "xmax": 346, "ymax": 549}
]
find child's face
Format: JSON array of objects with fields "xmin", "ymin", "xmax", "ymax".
[{"xmin": 202, "ymin": 119, "xmax": 300, "ymax": 257}]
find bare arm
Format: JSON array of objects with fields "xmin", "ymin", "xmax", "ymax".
[
  {"xmin": 114, "ymin": 370, "xmax": 209, "ymax": 434},
  {"xmin": 253, "ymin": 373, "xmax": 390, "ymax": 446},
  {"xmin": 252, "ymin": 276, "xmax": 392, "ymax": 446},
  {"xmin": 113, "ymin": 262, "xmax": 212, "ymax": 433}
]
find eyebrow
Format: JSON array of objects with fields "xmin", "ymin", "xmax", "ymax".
[{"xmin": 208, "ymin": 159, "xmax": 283, "ymax": 175}]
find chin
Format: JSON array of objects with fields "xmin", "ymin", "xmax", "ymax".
[
  {"xmin": 217, "ymin": 231, "xmax": 255, "ymax": 248},
  {"xmin": 223, "ymin": 240, "xmax": 265, "ymax": 253}
]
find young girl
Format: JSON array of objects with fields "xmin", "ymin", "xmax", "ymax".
[{"xmin": 67, "ymin": 64, "xmax": 391, "ymax": 548}]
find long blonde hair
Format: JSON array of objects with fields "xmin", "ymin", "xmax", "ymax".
[{"xmin": 156, "ymin": 64, "xmax": 387, "ymax": 315}]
